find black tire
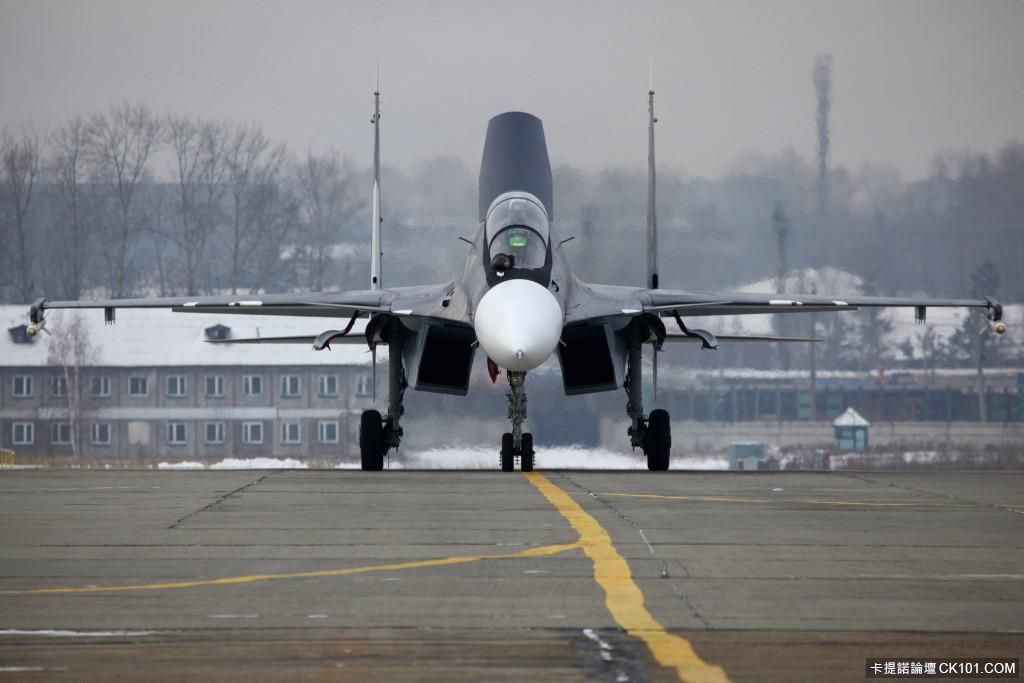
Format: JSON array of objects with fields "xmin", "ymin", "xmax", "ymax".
[
  {"xmin": 645, "ymin": 409, "xmax": 671, "ymax": 471},
  {"xmin": 359, "ymin": 410, "xmax": 385, "ymax": 471},
  {"xmin": 500, "ymin": 433, "xmax": 515, "ymax": 472},
  {"xmin": 520, "ymin": 433, "xmax": 534, "ymax": 472}
]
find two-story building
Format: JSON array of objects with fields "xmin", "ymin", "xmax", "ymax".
[{"xmin": 0, "ymin": 305, "xmax": 378, "ymax": 462}]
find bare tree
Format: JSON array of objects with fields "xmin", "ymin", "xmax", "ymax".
[
  {"xmin": 49, "ymin": 117, "xmax": 94, "ymax": 299},
  {"xmin": 146, "ymin": 189, "xmax": 175, "ymax": 296},
  {"xmin": 46, "ymin": 312, "xmax": 97, "ymax": 460},
  {"xmin": 86, "ymin": 104, "xmax": 161, "ymax": 297},
  {"xmin": 244, "ymin": 182, "xmax": 299, "ymax": 294},
  {"xmin": 223, "ymin": 123, "xmax": 293, "ymax": 293},
  {"xmin": 293, "ymin": 150, "xmax": 362, "ymax": 291},
  {"xmin": 916, "ymin": 325, "xmax": 945, "ymax": 387},
  {"xmin": 0, "ymin": 127, "xmax": 45, "ymax": 301},
  {"xmin": 164, "ymin": 116, "xmax": 227, "ymax": 295}
]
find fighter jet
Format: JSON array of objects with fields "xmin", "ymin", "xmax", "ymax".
[{"xmin": 26, "ymin": 89, "xmax": 1005, "ymax": 471}]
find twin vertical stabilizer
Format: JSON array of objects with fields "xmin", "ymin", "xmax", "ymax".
[
  {"xmin": 646, "ymin": 88, "xmax": 658, "ymax": 291},
  {"xmin": 370, "ymin": 88, "xmax": 383, "ymax": 290}
]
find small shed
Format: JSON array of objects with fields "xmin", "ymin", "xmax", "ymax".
[
  {"xmin": 729, "ymin": 442, "xmax": 778, "ymax": 471},
  {"xmin": 833, "ymin": 407, "xmax": 870, "ymax": 450}
]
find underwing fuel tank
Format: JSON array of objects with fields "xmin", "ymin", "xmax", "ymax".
[{"xmin": 474, "ymin": 279, "xmax": 562, "ymax": 371}]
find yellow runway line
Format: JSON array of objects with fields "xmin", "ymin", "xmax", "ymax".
[
  {"xmin": 596, "ymin": 491, "xmax": 976, "ymax": 508},
  {"xmin": 524, "ymin": 472, "xmax": 730, "ymax": 683},
  {"xmin": 0, "ymin": 542, "xmax": 581, "ymax": 596}
]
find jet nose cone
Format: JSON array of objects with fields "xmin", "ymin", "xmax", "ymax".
[{"xmin": 474, "ymin": 279, "xmax": 562, "ymax": 372}]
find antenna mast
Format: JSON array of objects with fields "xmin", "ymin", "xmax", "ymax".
[{"xmin": 370, "ymin": 80, "xmax": 383, "ymax": 290}]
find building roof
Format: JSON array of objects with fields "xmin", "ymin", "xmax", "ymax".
[
  {"xmin": 833, "ymin": 407, "xmax": 870, "ymax": 428},
  {"xmin": 0, "ymin": 305, "xmax": 378, "ymax": 368}
]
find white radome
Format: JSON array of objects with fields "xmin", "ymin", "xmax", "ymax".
[{"xmin": 474, "ymin": 279, "xmax": 563, "ymax": 371}]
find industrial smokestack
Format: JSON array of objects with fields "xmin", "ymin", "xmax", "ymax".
[
  {"xmin": 813, "ymin": 54, "xmax": 833, "ymax": 224},
  {"xmin": 772, "ymin": 201, "xmax": 790, "ymax": 295}
]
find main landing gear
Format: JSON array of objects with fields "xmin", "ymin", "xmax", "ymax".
[
  {"xmin": 625, "ymin": 330, "xmax": 671, "ymax": 470},
  {"xmin": 500, "ymin": 371, "xmax": 535, "ymax": 472},
  {"xmin": 359, "ymin": 333, "xmax": 405, "ymax": 471}
]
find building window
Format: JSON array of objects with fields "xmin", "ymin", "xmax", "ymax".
[
  {"xmin": 205, "ymin": 375, "xmax": 225, "ymax": 398},
  {"xmin": 317, "ymin": 421, "xmax": 339, "ymax": 443},
  {"xmin": 280, "ymin": 375, "xmax": 301, "ymax": 397},
  {"xmin": 243, "ymin": 375, "xmax": 263, "ymax": 396},
  {"xmin": 318, "ymin": 374, "xmax": 339, "ymax": 397},
  {"xmin": 204, "ymin": 422, "xmax": 225, "ymax": 444},
  {"xmin": 129, "ymin": 376, "xmax": 148, "ymax": 396},
  {"xmin": 242, "ymin": 422, "xmax": 263, "ymax": 444},
  {"xmin": 356, "ymin": 374, "xmax": 373, "ymax": 397},
  {"xmin": 51, "ymin": 422, "xmax": 72, "ymax": 445},
  {"xmin": 12, "ymin": 422, "xmax": 34, "ymax": 446},
  {"xmin": 51, "ymin": 375, "xmax": 68, "ymax": 398},
  {"xmin": 91, "ymin": 376, "xmax": 111, "ymax": 397},
  {"xmin": 91, "ymin": 423, "xmax": 111, "ymax": 446},
  {"xmin": 12, "ymin": 375, "xmax": 33, "ymax": 398},
  {"xmin": 166, "ymin": 375, "xmax": 187, "ymax": 397},
  {"xmin": 167, "ymin": 422, "xmax": 187, "ymax": 445},
  {"xmin": 281, "ymin": 421, "xmax": 301, "ymax": 444}
]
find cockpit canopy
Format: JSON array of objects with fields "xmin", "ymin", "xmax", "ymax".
[{"xmin": 485, "ymin": 192, "xmax": 550, "ymax": 270}]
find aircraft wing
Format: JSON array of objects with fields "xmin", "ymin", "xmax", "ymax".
[
  {"xmin": 642, "ymin": 289, "xmax": 1002, "ymax": 319},
  {"xmin": 662, "ymin": 333, "xmax": 822, "ymax": 344},
  {"xmin": 28, "ymin": 283, "xmax": 458, "ymax": 326},
  {"xmin": 205, "ymin": 334, "xmax": 367, "ymax": 345},
  {"xmin": 567, "ymin": 282, "xmax": 1004, "ymax": 326}
]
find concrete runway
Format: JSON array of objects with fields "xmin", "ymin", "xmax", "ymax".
[{"xmin": 0, "ymin": 468, "xmax": 1021, "ymax": 682}]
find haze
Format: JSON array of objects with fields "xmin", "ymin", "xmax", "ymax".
[{"xmin": 1, "ymin": 0, "xmax": 1021, "ymax": 179}]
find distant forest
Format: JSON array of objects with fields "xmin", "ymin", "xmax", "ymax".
[{"xmin": 2, "ymin": 103, "xmax": 1021, "ymax": 371}]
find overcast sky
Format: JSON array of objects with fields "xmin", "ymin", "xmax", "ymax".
[{"xmin": 1, "ymin": 0, "xmax": 1021, "ymax": 179}]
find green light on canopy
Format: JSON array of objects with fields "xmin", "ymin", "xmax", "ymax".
[{"xmin": 508, "ymin": 229, "xmax": 529, "ymax": 248}]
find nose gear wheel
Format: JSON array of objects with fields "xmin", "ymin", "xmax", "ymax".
[
  {"xmin": 500, "ymin": 431, "xmax": 534, "ymax": 472},
  {"xmin": 499, "ymin": 371, "xmax": 535, "ymax": 471}
]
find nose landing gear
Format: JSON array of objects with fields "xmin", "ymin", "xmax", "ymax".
[{"xmin": 499, "ymin": 371, "xmax": 535, "ymax": 471}]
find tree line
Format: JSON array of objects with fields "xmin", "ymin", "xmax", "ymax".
[
  {"xmin": 2, "ymin": 103, "xmax": 1020, "ymax": 370},
  {"xmin": 0, "ymin": 103, "xmax": 367, "ymax": 302}
]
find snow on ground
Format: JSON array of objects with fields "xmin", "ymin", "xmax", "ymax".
[
  {"xmin": 0, "ymin": 630, "xmax": 155, "ymax": 637},
  {"xmin": 157, "ymin": 458, "xmax": 308, "ymax": 470},
  {"xmin": 154, "ymin": 448, "xmax": 727, "ymax": 470},
  {"xmin": 827, "ymin": 450, "xmax": 953, "ymax": 469},
  {"xmin": 211, "ymin": 457, "xmax": 308, "ymax": 469},
  {"xmin": 391, "ymin": 446, "xmax": 729, "ymax": 470}
]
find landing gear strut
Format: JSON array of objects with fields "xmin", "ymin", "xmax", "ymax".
[
  {"xmin": 500, "ymin": 371, "xmax": 534, "ymax": 472},
  {"xmin": 359, "ymin": 332, "xmax": 406, "ymax": 471},
  {"xmin": 625, "ymin": 329, "xmax": 671, "ymax": 470}
]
